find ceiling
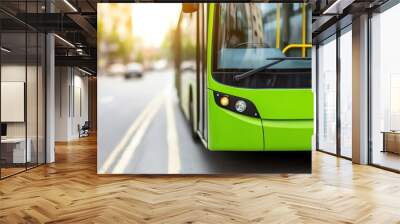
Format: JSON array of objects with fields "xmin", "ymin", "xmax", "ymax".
[
  {"xmin": 1, "ymin": 0, "xmax": 394, "ymax": 74},
  {"xmin": 0, "ymin": 0, "xmax": 99, "ymax": 73}
]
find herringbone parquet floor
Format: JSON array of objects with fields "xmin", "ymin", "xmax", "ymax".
[{"xmin": 1, "ymin": 135, "xmax": 400, "ymax": 224}]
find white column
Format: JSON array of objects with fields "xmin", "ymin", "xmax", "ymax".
[
  {"xmin": 45, "ymin": 0, "xmax": 56, "ymax": 163},
  {"xmin": 46, "ymin": 32, "xmax": 55, "ymax": 163},
  {"xmin": 352, "ymin": 14, "xmax": 369, "ymax": 164},
  {"xmin": 55, "ymin": 67, "xmax": 74, "ymax": 141}
]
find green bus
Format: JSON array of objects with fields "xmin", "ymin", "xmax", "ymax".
[{"xmin": 174, "ymin": 3, "xmax": 313, "ymax": 151}]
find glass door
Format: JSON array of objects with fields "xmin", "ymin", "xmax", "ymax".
[
  {"xmin": 27, "ymin": 29, "xmax": 38, "ymax": 169},
  {"xmin": 339, "ymin": 27, "xmax": 352, "ymax": 158},
  {"xmin": 370, "ymin": 4, "xmax": 400, "ymax": 171},
  {"xmin": 1, "ymin": 30, "xmax": 28, "ymax": 178},
  {"xmin": 0, "ymin": 1, "xmax": 47, "ymax": 179},
  {"xmin": 317, "ymin": 36, "xmax": 337, "ymax": 154}
]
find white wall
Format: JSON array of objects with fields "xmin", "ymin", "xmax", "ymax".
[
  {"xmin": 55, "ymin": 67, "xmax": 89, "ymax": 141},
  {"xmin": 1, "ymin": 63, "xmax": 46, "ymax": 164},
  {"xmin": 1, "ymin": 65, "xmax": 26, "ymax": 141},
  {"xmin": 55, "ymin": 66, "xmax": 70, "ymax": 141},
  {"xmin": 1, "ymin": 66, "xmax": 26, "ymax": 129},
  {"xmin": 71, "ymin": 73, "xmax": 89, "ymax": 138},
  {"xmin": 1, "ymin": 65, "xmax": 37, "ymax": 138},
  {"xmin": 1, "ymin": 82, "xmax": 25, "ymax": 122}
]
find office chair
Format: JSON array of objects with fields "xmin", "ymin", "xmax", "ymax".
[{"xmin": 79, "ymin": 121, "xmax": 90, "ymax": 138}]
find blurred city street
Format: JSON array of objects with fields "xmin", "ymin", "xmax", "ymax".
[{"xmin": 98, "ymin": 69, "xmax": 310, "ymax": 174}]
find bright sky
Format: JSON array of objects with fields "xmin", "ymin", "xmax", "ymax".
[{"xmin": 131, "ymin": 4, "xmax": 181, "ymax": 48}]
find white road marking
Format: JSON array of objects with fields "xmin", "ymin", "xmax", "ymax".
[
  {"xmin": 166, "ymin": 89, "xmax": 181, "ymax": 174},
  {"xmin": 98, "ymin": 90, "xmax": 165, "ymax": 174},
  {"xmin": 110, "ymin": 92, "xmax": 165, "ymax": 174}
]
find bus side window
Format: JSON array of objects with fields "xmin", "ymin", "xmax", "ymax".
[
  {"xmin": 180, "ymin": 12, "xmax": 197, "ymax": 72},
  {"xmin": 175, "ymin": 10, "xmax": 197, "ymax": 98}
]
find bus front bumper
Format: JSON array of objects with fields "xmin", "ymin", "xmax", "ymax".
[
  {"xmin": 208, "ymin": 100, "xmax": 313, "ymax": 151},
  {"xmin": 261, "ymin": 119, "xmax": 313, "ymax": 151}
]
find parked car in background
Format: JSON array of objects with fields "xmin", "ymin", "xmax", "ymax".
[{"xmin": 125, "ymin": 62, "xmax": 144, "ymax": 79}]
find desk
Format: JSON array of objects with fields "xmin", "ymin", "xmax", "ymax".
[
  {"xmin": 382, "ymin": 131, "xmax": 400, "ymax": 154},
  {"xmin": 1, "ymin": 138, "xmax": 31, "ymax": 163}
]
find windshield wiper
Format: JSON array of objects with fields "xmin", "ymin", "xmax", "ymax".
[{"xmin": 233, "ymin": 57, "xmax": 311, "ymax": 81}]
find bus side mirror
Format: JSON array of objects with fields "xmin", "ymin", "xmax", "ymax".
[{"xmin": 182, "ymin": 3, "xmax": 199, "ymax": 13}]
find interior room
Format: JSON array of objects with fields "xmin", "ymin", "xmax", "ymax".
[
  {"xmin": 54, "ymin": 66, "xmax": 92, "ymax": 141},
  {"xmin": 0, "ymin": 7, "xmax": 46, "ymax": 178},
  {"xmin": 370, "ymin": 3, "xmax": 400, "ymax": 171}
]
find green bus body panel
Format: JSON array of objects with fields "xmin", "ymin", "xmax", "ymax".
[
  {"xmin": 204, "ymin": 4, "xmax": 313, "ymax": 151},
  {"xmin": 207, "ymin": 90, "xmax": 264, "ymax": 151},
  {"xmin": 262, "ymin": 120, "xmax": 313, "ymax": 151},
  {"xmin": 207, "ymin": 89, "xmax": 313, "ymax": 151},
  {"xmin": 208, "ymin": 83, "xmax": 314, "ymax": 120}
]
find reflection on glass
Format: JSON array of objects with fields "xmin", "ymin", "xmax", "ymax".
[
  {"xmin": 371, "ymin": 4, "xmax": 400, "ymax": 171},
  {"xmin": 0, "ymin": 1, "xmax": 47, "ymax": 179},
  {"xmin": 176, "ymin": 8, "xmax": 197, "ymax": 99},
  {"xmin": 27, "ymin": 31, "xmax": 38, "ymax": 169},
  {"xmin": 1, "ymin": 32, "xmax": 27, "ymax": 177},
  {"xmin": 217, "ymin": 3, "xmax": 311, "ymax": 69},
  {"xmin": 340, "ymin": 30, "xmax": 352, "ymax": 158},
  {"xmin": 317, "ymin": 37, "xmax": 337, "ymax": 154},
  {"xmin": 215, "ymin": 3, "xmax": 312, "ymax": 89}
]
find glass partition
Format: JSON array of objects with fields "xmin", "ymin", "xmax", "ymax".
[
  {"xmin": 339, "ymin": 28, "xmax": 352, "ymax": 158},
  {"xmin": 317, "ymin": 36, "xmax": 337, "ymax": 154},
  {"xmin": 0, "ymin": 1, "xmax": 46, "ymax": 179},
  {"xmin": 371, "ymin": 4, "xmax": 400, "ymax": 171},
  {"xmin": 26, "ymin": 0, "xmax": 45, "ymax": 169},
  {"xmin": 27, "ymin": 30, "xmax": 38, "ymax": 169},
  {"xmin": 1, "ymin": 30, "xmax": 28, "ymax": 177}
]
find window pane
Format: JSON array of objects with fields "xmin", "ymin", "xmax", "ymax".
[
  {"xmin": 26, "ymin": 0, "xmax": 40, "ymax": 169},
  {"xmin": 317, "ymin": 37, "xmax": 337, "ymax": 154},
  {"xmin": 27, "ymin": 30, "xmax": 38, "ymax": 169},
  {"xmin": 1, "ymin": 30, "xmax": 28, "ymax": 177},
  {"xmin": 340, "ymin": 29, "xmax": 352, "ymax": 158},
  {"xmin": 216, "ymin": 3, "xmax": 311, "ymax": 70},
  {"xmin": 371, "ymin": 4, "xmax": 400, "ymax": 171}
]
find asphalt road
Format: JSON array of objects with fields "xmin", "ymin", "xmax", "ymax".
[{"xmin": 98, "ymin": 69, "xmax": 310, "ymax": 174}]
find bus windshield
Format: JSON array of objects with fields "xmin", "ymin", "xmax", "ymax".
[{"xmin": 215, "ymin": 3, "xmax": 312, "ymax": 71}]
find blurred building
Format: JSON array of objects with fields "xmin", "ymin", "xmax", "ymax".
[{"xmin": 226, "ymin": 3, "xmax": 265, "ymax": 45}]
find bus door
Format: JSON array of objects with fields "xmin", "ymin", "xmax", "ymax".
[{"xmin": 197, "ymin": 4, "xmax": 208, "ymax": 140}]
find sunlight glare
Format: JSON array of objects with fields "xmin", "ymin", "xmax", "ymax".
[{"xmin": 131, "ymin": 4, "xmax": 181, "ymax": 47}]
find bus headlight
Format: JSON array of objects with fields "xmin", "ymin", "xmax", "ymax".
[
  {"xmin": 214, "ymin": 91, "xmax": 260, "ymax": 118},
  {"xmin": 220, "ymin": 96, "xmax": 229, "ymax": 106},
  {"xmin": 235, "ymin": 100, "xmax": 247, "ymax": 113}
]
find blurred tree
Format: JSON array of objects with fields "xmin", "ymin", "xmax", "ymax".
[
  {"xmin": 98, "ymin": 3, "xmax": 135, "ymax": 65},
  {"xmin": 160, "ymin": 27, "xmax": 176, "ymax": 61},
  {"xmin": 136, "ymin": 50, "xmax": 144, "ymax": 64}
]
